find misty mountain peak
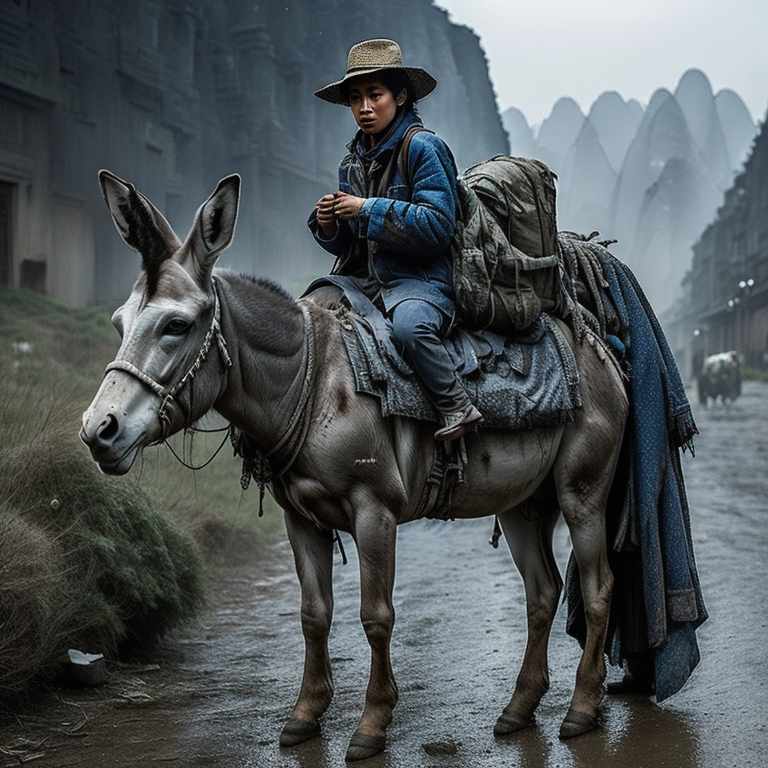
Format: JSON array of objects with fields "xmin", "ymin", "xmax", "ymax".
[
  {"xmin": 646, "ymin": 88, "xmax": 673, "ymax": 120},
  {"xmin": 536, "ymin": 96, "xmax": 585, "ymax": 172},
  {"xmin": 675, "ymin": 68, "xmax": 715, "ymax": 102},
  {"xmin": 501, "ymin": 105, "xmax": 536, "ymax": 156},
  {"xmin": 647, "ymin": 95, "xmax": 694, "ymax": 155},
  {"xmin": 674, "ymin": 68, "xmax": 730, "ymax": 187},
  {"xmin": 559, "ymin": 117, "xmax": 615, "ymax": 234},
  {"xmin": 589, "ymin": 90, "xmax": 644, "ymax": 171},
  {"xmin": 715, "ymin": 89, "xmax": 756, "ymax": 170},
  {"xmin": 548, "ymin": 96, "xmax": 584, "ymax": 122},
  {"xmin": 589, "ymin": 91, "xmax": 626, "ymax": 113}
]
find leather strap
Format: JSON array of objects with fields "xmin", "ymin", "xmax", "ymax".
[{"xmin": 397, "ymin": 125, "xmax": 433, "ymax": 189}]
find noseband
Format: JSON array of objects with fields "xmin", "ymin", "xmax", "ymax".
[{"xmin": 103, "ymin": 277, "xmax": 233, "ymax": 439}]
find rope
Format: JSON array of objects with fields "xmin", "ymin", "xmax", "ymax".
[{"xmin": 163, "ymin": 425, "xmax": 232, "ymax": 471}]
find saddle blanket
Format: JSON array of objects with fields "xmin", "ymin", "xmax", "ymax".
[{"xmin": 305, "ymin": 277, "xmax": 582, "ymax": 430}]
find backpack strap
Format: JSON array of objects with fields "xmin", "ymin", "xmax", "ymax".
[{"xmin": 397, "ymin": 125, "xmax": 434, "ymax": 189}]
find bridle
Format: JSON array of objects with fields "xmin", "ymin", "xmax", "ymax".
[
  {"xmin": 102, "ymin": 277, "xmax": 317, "ymax": 481},
  {"xmin": 103, "ymin": 277, "xmax": 232, "ymax": 441}
]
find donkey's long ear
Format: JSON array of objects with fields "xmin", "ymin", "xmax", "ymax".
[
  {"xmin": 182, "ymin": 174, "xmax": 240, "ymax": 287},
  {"xmin": 98, "ymin": 170, "xmax": 181, "ymax": 283}
]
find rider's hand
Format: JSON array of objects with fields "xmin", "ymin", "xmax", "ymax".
[
  {"xmin": 315, "ymin": 193, "xmax": 338, "ymax": 237},
  {"xmin": 333, "ymin": 192, "xmax": 366, "ymax": 219}
]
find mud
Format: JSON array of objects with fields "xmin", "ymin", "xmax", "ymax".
[{"xmin": 2, "ymin": 382, "xmax": 767, "ymax": 767}]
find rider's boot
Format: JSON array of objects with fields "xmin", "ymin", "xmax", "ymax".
[{"xmin": 434, "ymin": 402, "xmax": 484, "ymax": 441}]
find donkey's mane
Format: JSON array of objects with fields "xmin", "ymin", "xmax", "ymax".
[{"xmin": 217, "ymin": 269, "xmax": 295, "ymax": 303}]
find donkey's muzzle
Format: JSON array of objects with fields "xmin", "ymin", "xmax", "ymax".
[{"xmin": 81, "ymin": 370, "xmax": 161, "ymax": 474}]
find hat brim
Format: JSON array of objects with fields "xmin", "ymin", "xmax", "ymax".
[{"xmin": 314, "ymin": 66, "xmax": 437, "ymax": 105}]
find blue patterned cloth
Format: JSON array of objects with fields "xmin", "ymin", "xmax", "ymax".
[{"xmin": 566, "ymin": 253, "xmax": 707, "ymax": 703}]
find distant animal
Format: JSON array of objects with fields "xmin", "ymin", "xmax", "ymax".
[
  {"xmin": 81, "ymin": 171, "xmax": 628, "ymax": 762},
  {"xmin": 698, "ymin": 351, "xmax": 741, "ymax": 406}
]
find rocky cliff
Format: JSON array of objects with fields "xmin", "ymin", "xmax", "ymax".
[{"xmin": 1, "ymin": 0, "xmax": 509, "ymax": 305}]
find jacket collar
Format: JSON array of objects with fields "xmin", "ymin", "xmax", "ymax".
[{"xmin": 348, "ymin": 106, "xmax": 422, "ymax": 163}]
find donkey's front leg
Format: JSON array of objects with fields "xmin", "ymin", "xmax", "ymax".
[
  {"xmin": 346, "ymin": 501, "xmax": 399, "ymax": 762},
  {"xmin": 280, "ymin": 507, "xmax": 335, "ymax": 747}
]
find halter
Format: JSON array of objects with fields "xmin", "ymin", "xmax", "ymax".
[{"xmin": 103, "ymin": 277, "xmax": 232, "ymax": 440}]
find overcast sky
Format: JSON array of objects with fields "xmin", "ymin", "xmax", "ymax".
[{"xmin": 435, "ymin": 0, "xmax": 767, "ymax": 125}]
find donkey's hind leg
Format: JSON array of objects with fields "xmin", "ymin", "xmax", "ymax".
[
  {"xmin": 494, "ymin": 499, "xmax": 562, "ymax": 736},
  {"xmin": 554, "ymin": 441, "xmax": 617, "ymax": 739},
  {"xmin": 280, "ymin": 507, "xmax": 335, "ymax": 747}
]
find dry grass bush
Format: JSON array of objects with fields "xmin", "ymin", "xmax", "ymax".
[
  {"xmin": 0, "ymin": 292, "xmax": 197, "ymax": 698},
  {"xmin": 0, "ymin": 511, "xmax": 76, "ymax": 697},
  {"xmin": 0, "ymin": 409, "xmax": 205, "ymax": 698}
]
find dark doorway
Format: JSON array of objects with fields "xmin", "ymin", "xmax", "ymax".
[{"xmin": 0, "ymin": 181, "xmax": 13, "ymax": 287}]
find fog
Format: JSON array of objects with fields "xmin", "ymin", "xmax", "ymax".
[
  {"xmin": 436, "ymin": 0, "xmax": 767, "ymax": 124},
  {"xmin": 0, "ymin": 0, "xmax": 762, "ymax": 315}
]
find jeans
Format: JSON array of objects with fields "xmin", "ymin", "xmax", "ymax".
[
  {"xmin": 389, "ymin": 299, "xmax": 470, "ymax": 415},
  {"xmin": 305, "ymin": 278, "xmax": 470, "ymax": 416}
]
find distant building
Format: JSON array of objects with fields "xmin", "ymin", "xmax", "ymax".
[
  {"xmin": 0, "ymin": 0, "xmax": 508, "ymax": 307},
  {"xmin": 664, "ymin": 112, "xmax": 768, "ymax": 376}
]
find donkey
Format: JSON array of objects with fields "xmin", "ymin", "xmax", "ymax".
[{"xmin": 81, "ymin": 172, "xmax": 628, "ymax": 762}]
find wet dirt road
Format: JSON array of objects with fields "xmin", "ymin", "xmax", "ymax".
[{"xmin": 3, "ymin": 382, "xmax": 767, "ymax": 768}]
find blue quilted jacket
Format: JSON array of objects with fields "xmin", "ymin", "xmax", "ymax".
[{"xmin": 308, "ymin": 107, "xmax": 459, "ymax": 309}]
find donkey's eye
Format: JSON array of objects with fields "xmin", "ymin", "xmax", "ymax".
[{"xmin": 163, "ymin": 318, "xmax": 192, "ymax": 336}]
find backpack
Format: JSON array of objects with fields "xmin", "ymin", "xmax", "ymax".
[
  {"xmin": 397, "ymin": 135, "xmax": 562, "ymax": 333},
  {"xmin": 461, "ymin": 156, "xmax": 562, "ymax": 328},
  {"xmin": 463, "ymin": 156, "xmax": 558, "ymax": 262}
]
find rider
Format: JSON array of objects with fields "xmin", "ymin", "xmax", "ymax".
[{"xmin": 308, "ymin": 38, "xmax": 483, "ymax": 441}]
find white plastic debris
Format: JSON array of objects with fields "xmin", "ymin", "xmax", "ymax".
[
  {"xmin": 66, "ymin": 649, "xmax": 107, "ymax": 686},
  {"xmin": 12, "ymin": 341, "xmax": 32, "ymax": 354}
]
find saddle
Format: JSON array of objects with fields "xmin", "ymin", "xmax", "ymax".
[{"xmin": 303, "ymin": 276, "xmax": 582, "ymax": 431}]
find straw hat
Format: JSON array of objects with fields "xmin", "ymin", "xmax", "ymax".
[{"xmin": 314, "ymin": 38, "xmax": 437, "ymax": 105}]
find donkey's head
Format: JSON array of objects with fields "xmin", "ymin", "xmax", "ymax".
[{"xmin": 81, "ymin": 170, "xmax": 240, "ymax": 474}]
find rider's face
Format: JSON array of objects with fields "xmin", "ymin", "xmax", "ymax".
[{"xmin": 348, "ymin": 77, "xmax": 405, "ymax": 135}]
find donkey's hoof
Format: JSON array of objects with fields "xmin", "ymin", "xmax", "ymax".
[
  {"xmin": 279, "ymin": 717, "xmax": 320, "ymax": 747},
  {"xmin": 494, "ymin": 710, "xmax": 535, "ymax": 736},
  {"xmin": 345, "ymin": 732, "xmax": 386, "ymax": 762},
  {"xmin": 558, "ymin": 708, "xmax": 598, "ymax": 740}
]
